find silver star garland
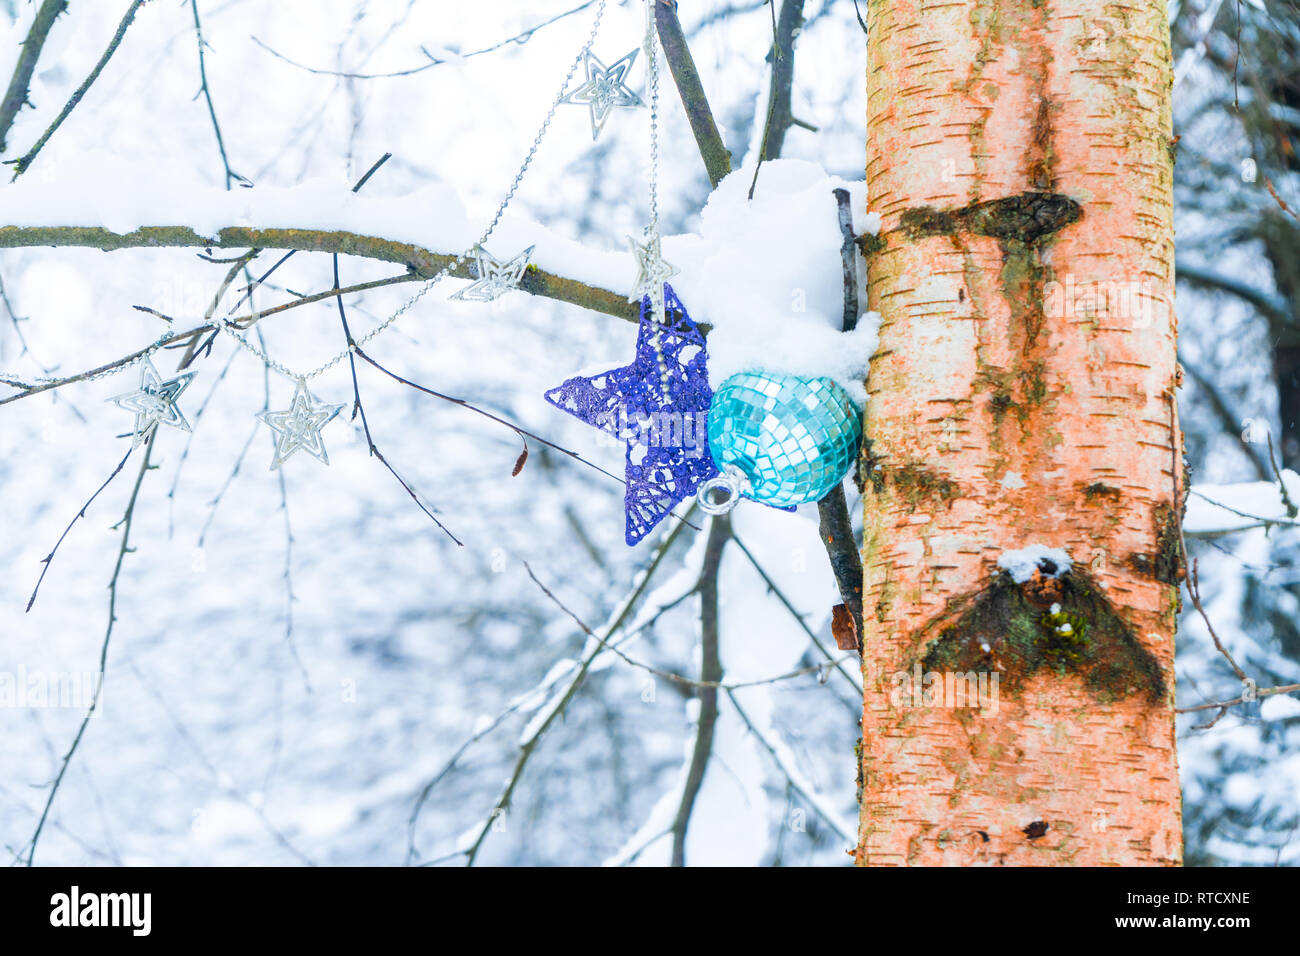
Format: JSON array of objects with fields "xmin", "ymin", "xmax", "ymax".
[
  {"xmin": 627, "ymin": 232, "xmax": 679, "ymax": 394},
  {"xmin": 450, "ymin": 245, "xmax": 535, "ymax": 302},
  {"xmin": 562, "ymin": 49, "xmax": 644, "ymax": 140},
  {"xmin": 107, "ymin": 358, "xmax": 196, "ymax": 446},
  {"xmin": 627, "ymin": 232, "xmax": 678, "ymax": 304},
  {"xmin": 257, "ymin": 379, "xmax": 345, "ymax": 470}
]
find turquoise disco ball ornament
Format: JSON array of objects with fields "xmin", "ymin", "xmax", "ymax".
[{"xmin": 697, "ymin": 370, "xmax": 862, "ymax": 513}]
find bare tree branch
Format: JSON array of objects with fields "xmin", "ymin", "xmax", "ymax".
[
  {"xmin": 655, "ymin": 1, "xmax": 731, "ymax": 188},
  {"xmin": 749, "ymin": 0, "xmax": 806, "ymax": 199},
  {"xmin": 670, "ymin": 513, "xmax": 728, "ymax": 867},
  {"xmin": 524, "ymin": 558, "xmax": 845, "ymax": 692},
  {"xmin": 726, "ymin": 688, "xmax": 854, "ymax": 843},
  {"xmin": 7, "ymin": 0, "xmax": 152, "ymax": 179},
  {"xmin": 1177, "ymin": 258, "xmax": 1292, "ymax": 329},
  {"xmin": 26, "ymin": 446, "xmax": 135, "ymax": 612},
  {"xmin": 22, "ymin": 432, "xmax": 154, "ymax": 866},
  {"xmin": 338, "ymin": 262, "xmax": 463, "ymax": 545},
  {"xmin": 189, "ymin": 0, "xmax": 247, "ymax": 190},
  {"xmin": 731, "ymin": 533, "xmax": 862, "ymax": 695},
  {"xmin": 250, "ymin": 1, "xmax": 600, "ymax": 81},
  {"xmin": 462, "ymin": 516, "xmax": 694, "ymax": 866},
  {"xmin": 0, "ymin": 223, "xmax": 640, "ymax": 323},
  {"xmin": 1179, "ymin": 352, "xmax": 1271, "ymax": 480},
  {"xmin": 0, "ymin": 0, "xmax": 68, "ymax": 152}
]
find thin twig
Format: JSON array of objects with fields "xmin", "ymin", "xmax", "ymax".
[
  {"xmin": 26, "ymin": 446, "xmax": 134, "ymax": 612},
  {"xmin": 332, "ymin": 151, "xmax": 461, "ymax": 543},
  {"xmin": 352, "ymin": 346, "xmax": 697, "ymax": 534},
  {"xmin": 463, "ymin": 517, "xmax": 692, "ymax": 866},
  {"xmin": 1177, "ymin": 682, "xmax": 1300, "ymax": 716},
  {"xmin": 1173, "ymin": 395, "xmax": 1248, "ymax": 683},
  {"xmin": 249, "ymin": 2, "xmax": 598, "ymax": 80},
  {"xmin": 726, "ymin": 688, "xmax": 854, "ymax": 843},
  {"xmin": 338, "ymin": 262, "xmax": 462, "ymax": 545},
  {"xmin": 8, "ymin": 0, "xmax": 151, "ymax": 179},
  {"xmin": 4, "ymin": 278, "xmax": 421, "ymax": 411},
  {"xmin": 226, "ymin": 273, "xmax": 421, "ymax": 332},
  {"xmin": 1264, "ymin": 176, "xmax": 1300, "ymax": 225},
  {"xmin": 225, "ymin": 250, "xmax": 296, "ymax": 317},
  {"xmin": 189, "ymin": 0, "xmax": 246, "ymax": 189},
  {"xmin": 23, "ymin": 433, "xmax": 155, "ymax": 866},
  {"xmin": 851, "ymin": 0, "xmax": 868, "ymax": 33},
  {"xmin": 408, "ymin": 552, "xmax": 699, "ymax": 864},
  {"xmin": 0, "ymin": 324, "xmax": 208, "ymax": 407},
  {"xmin": 1266, "ymin": 434, "xmax": 1298, "ymax": 517},
  {"xmin": 524, "ymin": 560, "xmax": 845, "ymax": 692},
  {"xmin": 730, "ymin": 533, "xmax": 862, "ymax": 694},
  {"xmin": 180, "ymin": 248, "xmax": 260, "ymax": 369},
  {"xmin": 1168, "ymin": 393, "xmax": 1287, "ymax": 732}
]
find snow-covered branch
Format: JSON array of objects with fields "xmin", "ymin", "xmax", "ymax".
[{"xmin": 0, "ymin": 222, "xmax": 637, "ymax": 323}]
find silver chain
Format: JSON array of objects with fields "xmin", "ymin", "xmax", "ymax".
[
  {"xmin": 0, "ymin": 330, "xmax": 182, "ymax": 391},
  {"xmin": 643, "ymin": 0, "xmax": 670, "ymax": 392},
  {"xmin": 2, "ymin": 0, "xmax": 610, "ymax": 392},
  {"xmin": 645, "ymin": 0, "xmax": 661, "ymax": 237}
]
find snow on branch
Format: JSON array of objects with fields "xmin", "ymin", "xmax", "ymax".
[
  {"xmin": 1, "ymin": 157, "xmax": 881, "ymax": 398},
  {"xmin": 1184, "ymin": 470, "xmax": 1300, "ymax": 536}
]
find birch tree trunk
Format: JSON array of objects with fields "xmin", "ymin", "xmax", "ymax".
[{"xmin": 857, "ymin": 0, "xmax": 1182, "ymax": 865}]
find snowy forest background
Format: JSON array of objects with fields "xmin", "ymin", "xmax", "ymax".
[{"xmin": 1, "ymin": 0, "xmax": 1298, "ymax": 866}]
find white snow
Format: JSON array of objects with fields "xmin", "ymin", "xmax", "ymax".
[
  {"xmin": 1260, "ymin": 693, "xmax": 1300, "ymax": 721},
  {"xmin": 996, "ymin": 544, "xmax": 1072, "ymax": 583},
  {"xmin": 680, "ymin": 160, "xmax": 878, "ymax": 403}
]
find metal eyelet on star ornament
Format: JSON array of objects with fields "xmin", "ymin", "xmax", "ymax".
[{"xmin": 697, "ymin": 370, "xmax": 863, "ymax": 511}]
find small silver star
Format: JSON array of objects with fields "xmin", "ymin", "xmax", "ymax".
[
  {"xmin": 627, "ymin": 233, "xmax": 679, "ymax": 303},
  {"xmin": 562, "ymin": 49, "xmax": 644, "ymax": 140},
  {"xmin": 107, "ymin": 358, "xmax": 196, "ymax": 446},
  {"xmin": 257, "ymin": 380, "xmax": 344, "ymax": 470},
  {"xmin": 451, "ymin": 245, "xmax": 535, "ymax": 302}
]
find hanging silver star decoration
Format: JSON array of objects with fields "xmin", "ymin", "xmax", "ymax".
[
  {"xmin": 256, "ymin": 379, "xmax": 345, "ymax": 470},
  {"xmin": 562, "ymin": 49, "xmax": 644, "ymax": 140},
  {"xmin": 107, "ymin": 358, "xmax": 196, "ymax": 446},
  {"xmin": 627, "ymin": 233, "xmax": 678, "ymax": 303},
  {"xmin": 451, "ymin": 245, "xmax": 535, "ymax": 303}
]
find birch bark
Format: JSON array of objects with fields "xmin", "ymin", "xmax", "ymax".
[{"xmin": 858, "ymin": 0, "xmax": 1182, "ymax": 866}]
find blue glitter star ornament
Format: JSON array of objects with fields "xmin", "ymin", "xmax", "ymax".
[{"xmin": 545, "ymin": 284, "xmax": 717, "ymax": 545}]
